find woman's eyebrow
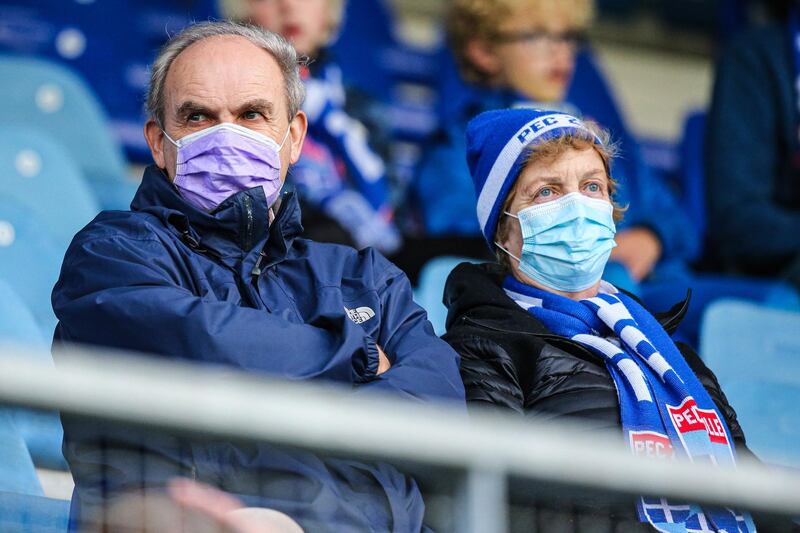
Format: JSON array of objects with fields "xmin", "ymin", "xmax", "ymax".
[
  {"xmin": 580, "ymin": 169, "xmax": 607, "ymax": 179},
  {"xmin": 520, "ymin": 176, "xmax": 564, "ymax": 195}
]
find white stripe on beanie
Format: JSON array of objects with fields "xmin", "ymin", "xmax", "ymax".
[{"xmin": 475, "ymin": 113, "xmax": 598, "ymax": 234}]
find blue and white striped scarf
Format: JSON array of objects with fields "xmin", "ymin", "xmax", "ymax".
[{"xmin": 503, "ymin": 276, "xmax": 756, "ymax": 533}]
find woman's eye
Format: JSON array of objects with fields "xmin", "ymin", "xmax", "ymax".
[
  {"xmin": 585, "ymin": 182, "xmax": 601, "ymax": 193},
  {"xmin": 538, "ymin": 187, "xmax": 553, "ymax": 198}
]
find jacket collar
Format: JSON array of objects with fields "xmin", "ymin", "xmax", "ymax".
[
  {"xmin": 444, "ymin": 262, "xmax": 690, "ymax": 336},
  {"xmin": 131, "ymin": 165, "xmax": 303, "ymax": 265}
]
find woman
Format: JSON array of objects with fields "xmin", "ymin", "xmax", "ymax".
[{"xmin": 443, "ymin": 108, "xmax": 756, "ymax": 532}]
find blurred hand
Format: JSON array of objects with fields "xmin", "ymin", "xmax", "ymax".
[
  {"xmin": 167, "ymin": 478, "xmax": 303, "ymax": 533},
  {"xmin": 377, "ymin": 345, "xmax": 391, "ymax": 375},
  {"xmin": 610, "ymin": 228, "xmax": 662, "ymax": 282}
]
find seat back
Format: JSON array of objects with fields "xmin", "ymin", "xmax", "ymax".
[
  {"xmin": 0, "ymin": 284, "xmax": 67, "ymax": 470},
  {"xmin": 414, "ymin": 256, "xmax": 478, "ymax": 336},
  {"xmin": 700, "ymin": 300, "xmax": 800, "ymax": 467},
  {"xmin": 0, "ymin": 201, "xmax": 65, "ymax": 339},
  {"xmin": 0, "ymin": 410, "xmax": 43, "ymax": 497},
  {"xmin": 0, "ymin": 56, "xmax": 136, "ymax": 209},
  {"xmin": 0, "ymin": 126, "xmax": 100, "ymax": 254},
  {"xmin": 0, "ymin": 280, "xmax": 45, "ymax": 348},
  {"xmin": 0, "ymin": 491, "xmax": 70, "ymax": 533}
]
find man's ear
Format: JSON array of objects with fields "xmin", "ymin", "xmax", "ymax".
[
  {"xmin": 288, "ymin": 111, "xmax": 308, "ymax": 165},
  {"xmin": 465, "ymin": 39, "xmax": 501, "ymax": 77},
  {"xmin": 144, "ymin": 119, "xmax": 166, "ymax": 169}
]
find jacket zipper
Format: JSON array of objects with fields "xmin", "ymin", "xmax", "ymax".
[
  {"xmin": 243, "ymin": 194, "xmax": 254, "ymax": 252},
  {"xmin": 180, "ymin": 229, "xmax": 260, "ymax": 308}
]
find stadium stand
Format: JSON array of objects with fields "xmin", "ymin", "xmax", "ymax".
[
  {"xmin": 0, "ymin": 126, "xmax": 100, "ymax": 255},
  {"xmin": 0, "ymin": 281, "xmax": 45, "ymax": 348},
  {"xmin": 0, "ymin": 409, "xmax": 43, "ymax": 496},
  {"xmin": 0, "ymin": 282, "xmax": 66, "ymax": 470},
  {"xmin": 0, "ymin": 0, "xmax": 219, "ymax": 162},
  {"xmin": 0, "ymin": 56, "xmax": 135, "ymax": 210},
  {"xmin": 0, "ymin": 199, "xmax": 66, "ymax": 340},
  {"xmin": 0, "ymin": 491, "xmax": 70, "ymax": 533},
  {"xmin": 701, "ymin": 300, "xmax": 800, "ymax": 468}
]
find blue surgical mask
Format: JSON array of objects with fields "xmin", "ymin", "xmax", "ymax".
[{"xmin": 496, "ymin": 192, "xmax": 617, "ymax": 292}]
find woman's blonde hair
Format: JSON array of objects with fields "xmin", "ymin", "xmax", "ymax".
[
  {"xmin": 447, "ymin": 0, "xmax": 594, "ymax": 85},
  {"xmin": 494, "ymin": 121, "xmax": 625, "ymax": 271}
]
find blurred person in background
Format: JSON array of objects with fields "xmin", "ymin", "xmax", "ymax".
[
  {"xmin": 244, "ymin": 0, "xmax": 402, "ymax": 255},
  {"xmin": 706, "ymin": 0, "xmax": 800, "ymax": 294},
  {"xmin": 414, "ymin": 0, "xmax": 699, "ymax": 293},
  {"xmin": 442, "ymin": 108, "xmax": 757, "ymax": 532},
  {"xmin": 52, "ymin": 20, "xmax": 464, "ymax": 531}
]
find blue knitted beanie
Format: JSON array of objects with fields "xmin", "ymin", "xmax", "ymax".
[{"xmin": 466, "ymin": 108, "xmax": 601, "ymax": 251}]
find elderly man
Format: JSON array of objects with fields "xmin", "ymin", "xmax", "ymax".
[{"xmin": 52, "ymin": 21, "xmax": 464, "ymax": 531}]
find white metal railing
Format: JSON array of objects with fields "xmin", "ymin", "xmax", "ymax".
[{"xmin": 0, "ymin": 343, "xmax": 799, "ymax": 532}]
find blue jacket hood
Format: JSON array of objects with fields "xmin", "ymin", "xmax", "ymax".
[{"xmin": 131, "ymin": 165, "xmax": 302, "ymax": 267}]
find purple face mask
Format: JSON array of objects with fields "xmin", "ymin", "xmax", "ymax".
[{"xmin": 163, "ymin": 123, "xmax": 290, "ymax": 212}]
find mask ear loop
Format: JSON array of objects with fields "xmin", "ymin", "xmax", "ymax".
[
  {"xmin": 494, "ymin": 241, "xmax": 523, "ymax": 265},
  {"xmin": 495, "ymin": 211, "xmax": 523, "ymax": 265},
  {"xmin": 277, "ymin": 124, "xmax": 291, "ymax": 151},
  {"xmin": 161, "ymin": 129, "xmax": 179, "ymax": 147}
]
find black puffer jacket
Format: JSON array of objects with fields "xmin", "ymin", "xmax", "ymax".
[
  {"xmin": 443, "ymin": 262, "xmax": 748, "ymax": 444},
  {"xmin": 442, "ymin": 262, "xmax": 758, "ymax": 531}
]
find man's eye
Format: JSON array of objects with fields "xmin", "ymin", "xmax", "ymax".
[
  {"xmin": 243, "ymin": 111, "xmax": 262, "ymax": 120},
  {"xmin": 538, "ymin": 187, "xmax": 553, "ymax": 198},
  {"xmin": 188, "ymin": 113, "xmax": 206, "ymax": 122}
]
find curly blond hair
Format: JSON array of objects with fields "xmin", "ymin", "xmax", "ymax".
[{"xmin": 448, "ymin": 0, "xmax": 594, "ymax": 85}]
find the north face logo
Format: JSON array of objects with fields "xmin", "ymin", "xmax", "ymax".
[{"xmin": 345, "ymin": 306, "xmax": 375, "ymax": 324}]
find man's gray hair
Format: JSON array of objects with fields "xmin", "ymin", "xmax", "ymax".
[{"xmin": 146, "ymin": 21, "xmax": 305, "ymax": 126}]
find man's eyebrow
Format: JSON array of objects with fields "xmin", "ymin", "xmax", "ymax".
[
  {"xmin": 175, "ymin": 101, "xmax": 214, "ymax": 117},
  {"xmin": 234, "ymin": 99, "xmax": 275, "ymax": 118}
]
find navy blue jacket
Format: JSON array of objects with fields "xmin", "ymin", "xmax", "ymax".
[
  {"xmin": 52, "ymin": 166, "xmax": 465, "ymax": 531},
  {"xmin": 706, "ymin": 22, "xmax": 800, "ymax": 284}
]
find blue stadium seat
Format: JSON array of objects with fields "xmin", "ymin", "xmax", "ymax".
[
  {"xmin": 0, "ymin": 1, "xmax": 218, "ymax": 162},
  {"xmin": 0, "ymin": 410, "xmax": 43, "ymax": 497},
  {"xmin": 0, "ymin": 55, "xmax": 137, "ymax": 210},
  {"xmin": 0, "ymin": 252, "xmax": 68, "ymax": 472},
  {"xmin": 0, "ymin": 126, "xmax": 100, "ymax": 255},
  {"xmin": 700, "ymin": 300, "xmax": 800, "ymax": 467},
  {"xmin": 414, "ymin": 256, "xmax": 479, "ymax": 336},
  {"xmin": 0, "ymin": 201, "xmax": 64, "ymax": 339},
  {"xmin": 0, "ymin": 491, "xmax": 70, "ymax": 533},
  {"xmin": 0, "ymin": 280, "xmax": 45, "ymax": 348}
]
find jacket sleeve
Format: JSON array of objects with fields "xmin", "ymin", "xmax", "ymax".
[
  {"xmin": 441, "ymin": 331, "xmax": 524, "ymax": 413},
  {"xmin": 52, "ymin": 234, "xmax": 378, "ymax": 384},
  {"xmin": 706, "ymin": 30, "xmax": 800, "ymax": 263},
  {"xmin": 355, "ymin": 259, "xmax": 466, "ymax": 405},
  {"xmin": 677, "ymin": 342, "xmax": 749, "ymax": 453}
]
